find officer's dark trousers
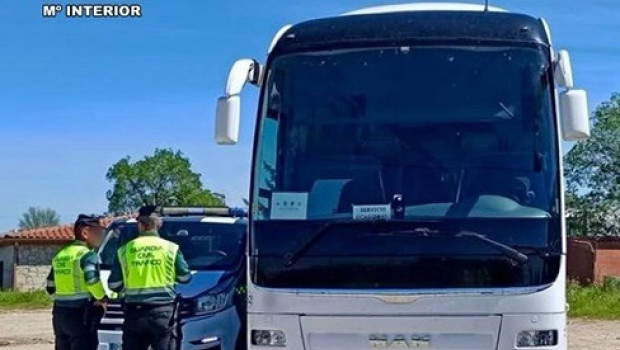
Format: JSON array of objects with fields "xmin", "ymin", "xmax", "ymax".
[
  {"xmin": 123, "ymin": 304, "xmax": 176, "ymax": 350},
  {"xmin": 52, "ymin": 305, "xmax": 98, "ymax": 350}
]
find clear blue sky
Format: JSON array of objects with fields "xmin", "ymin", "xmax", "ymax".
[{"xmin": 0, "ymin": 0, "xmax": 618, "ymax": 231}]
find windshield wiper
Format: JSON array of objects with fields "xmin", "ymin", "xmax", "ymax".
[
  {"xmin": 283, "ymin": 223, "xmax": 528, "ymax": 268},
  {"xmin": 455, "ymin": 231, "xmax": 529, "ymax": 265},
  {"xmin": 380, "ymin": 228, "xmax": 529, "ymax": 265},
  {"xmin": 283, "ymin": 220, "xmax": 388, "ymax": 267}
]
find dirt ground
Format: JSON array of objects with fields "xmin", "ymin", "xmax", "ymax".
[
  {"xmin": 567, "ymin": 319, "xmax": 620, "ymax": 349},
  {"xmin": 0, "ymin": 310, "xmax": 53, "ymax": 350},
  {"xmin": 0, "ymin": 310, "xmax": 618, "ymax": 349}
]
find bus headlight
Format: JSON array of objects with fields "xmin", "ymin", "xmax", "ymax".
[
  {"xmin": 195, "ymin": 291, "xmax": 231, "ymax": 314},
  {"xmin": 517, "ymin": 330, "xmax": 558, "ymax": 347},
  {"xmin": 251, "ymin": 330, "xmax": 287, "ymax": 347}
]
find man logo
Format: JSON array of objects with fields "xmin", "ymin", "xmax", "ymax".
[{"xmin": 368, "ymin": 334, "xmax": 431, "ymax": 348}]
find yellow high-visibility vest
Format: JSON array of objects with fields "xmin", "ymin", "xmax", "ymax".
[
  {"xmin": 51, "ymin": 243, "xmax": 91, "ymax": 302},
  {"xmin": 118, "ymin": 236, "xmax": 179, "ymax": 301}
]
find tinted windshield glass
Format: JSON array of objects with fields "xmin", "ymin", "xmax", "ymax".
[
  {"xmin": 254, "ymin": 46, "xmax": 557, "ymax": 220},
  {"xmin": 100, "ymin": 221, "xmax": 246, "ymax": 270},
  {"xmin": 250, "ymin": 45, "xmax": 560, "ymax": 289}
]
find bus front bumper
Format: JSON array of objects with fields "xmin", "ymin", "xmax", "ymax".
[{"xmin": 247, "ymin": 312, "xmax": 567, "ymax": 350}]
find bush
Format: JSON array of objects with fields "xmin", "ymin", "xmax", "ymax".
[
  {"xmin": 0, "ymin": 290, "xmax": 52, "ymax": 309},
  {"xmin": 567, "ymin": 279, "xmax": 620, "ymax": 319}
]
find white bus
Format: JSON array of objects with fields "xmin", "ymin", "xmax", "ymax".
[{"xmin": 214, "ymin": 3, "xmax": 590, "ymax": 350}]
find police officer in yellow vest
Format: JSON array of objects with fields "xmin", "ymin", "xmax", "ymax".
[
  {"xmin": 108, "ymin": 205, "xmax": 192, "ymax": 350},
  {"xmin": 46, "ymin": 214, "xmax": 108, "ymax": 350}
]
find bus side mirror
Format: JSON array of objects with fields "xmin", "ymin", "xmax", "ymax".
[
  {"xmin": 554, "ymin": 49, "xmax": 590, "ymax": 141},
  {"xmin": 215, "ymin": 58, "xmax": 262, "ymax": 145},
  {"xmin": 216, "ymin": 95, "xmax": 241, "ymax": 145},
  {"xmin": 560, "ymin": 89, "xmax": 590, "ymax": 141}
]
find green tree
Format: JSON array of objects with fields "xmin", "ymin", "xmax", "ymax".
[
  {"xmin": 106, "ymin": 148, "xmax": 225, "ymax": 213},
  {"xmin": 18, "ymin": 207, "xmax": 60, "ymax": 229},
  {"xmin": 564, "ymin": 93, "xmax": 620, "ymax": 236}
]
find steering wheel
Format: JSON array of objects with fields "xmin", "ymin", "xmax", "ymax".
[
  {"xmin": 510, "ymin": 177, "xmax": 536, "ymax": 204},
  {"xmin": 448, "ymin": 194, "xmax": 523, "ymax": 217}
]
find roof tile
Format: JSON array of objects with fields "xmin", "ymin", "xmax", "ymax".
[{"xmin": 1, "ymin": 216, "xmax": 133, "ymax": 243}]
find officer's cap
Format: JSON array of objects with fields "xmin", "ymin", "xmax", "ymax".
[
  {"xmin": 136, "ymin": 205, "xmax": 161, "ymax": 227},
  {"xmin": 137, "ymin": 205, "xmax": 158, "ymax": 218},
  {"xmin": 75, "ymin": 214, "xmax": 105, "ymax": 228}
]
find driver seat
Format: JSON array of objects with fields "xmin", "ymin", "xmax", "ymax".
[{"xmin": 457, "ymin": 153, "xmax": 543, "ymax": 206}]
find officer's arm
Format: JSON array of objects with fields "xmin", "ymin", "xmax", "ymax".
[
  {"xmin": 81, "ymin": 251, "xmax": 106, "ymax": 301},
  {"xmin": 45, "ymin": 267, "xmax": 55, "ymax": 295},
  {"xmin": 175, "ymin": 250, "xmax": 192, "ymax": 284},
  {"xmin": 108, "ymin": 250, "xmax": 124, "ymax": 293}
]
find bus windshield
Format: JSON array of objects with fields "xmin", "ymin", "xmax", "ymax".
[{"xmin": 250, "ymin": 45, "xmax": 561, "ymax": 289}]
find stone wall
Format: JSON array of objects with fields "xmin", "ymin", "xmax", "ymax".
[
  {"xmin": 0, "ymin": 243, "xmax": 65, "ymax": 289},
  {"xmin": 13, "ymin": 244, "xmax": 64, "ymax": 290},
  {"xmin": 18, "ymin": 244, "xmax": 64, "ymax": 265},
  {"xmin": 14, "ymin": 265, "xmax": 51, "ymax": 291}
]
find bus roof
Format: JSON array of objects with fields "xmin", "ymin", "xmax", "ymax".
[
  {"xmin": 270, "ymin": 10, "xmax": 548, "ymax": 56},
  {"xmin": 343, "ymin": 2, "xmax": 507, "ymax": 16}
]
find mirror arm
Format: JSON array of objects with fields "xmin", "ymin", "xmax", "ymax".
[{"xmin": 225, "ymin": 59, "xmax": 261, "ymax": 97}]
